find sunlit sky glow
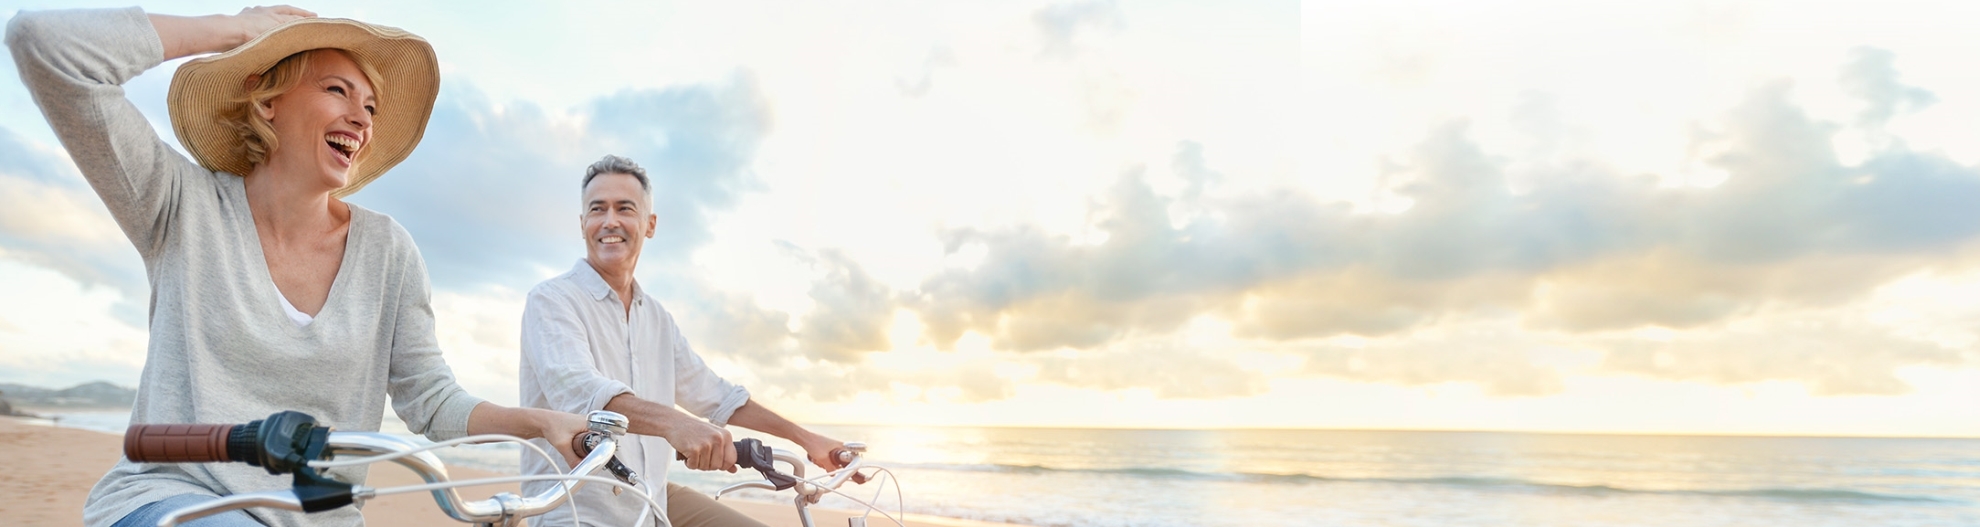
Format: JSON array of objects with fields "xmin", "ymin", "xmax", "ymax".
[{"xmin": 3, "ymin": 0, "xmax": 1979, "ymax": 436}]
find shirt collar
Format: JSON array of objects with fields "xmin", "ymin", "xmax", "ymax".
[{"xmin": 569, "ymin": 258, "xmax": 642, "ymax": 303}]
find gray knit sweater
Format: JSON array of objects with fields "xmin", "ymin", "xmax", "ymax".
[{"xmin": 7, "ymin": 8, "xmax": 484, "ymax": 527}]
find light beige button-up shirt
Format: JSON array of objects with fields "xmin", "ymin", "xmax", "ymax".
[{"xmin": 519, "ymin": 259, "xmax": 751, "ymax": 526}]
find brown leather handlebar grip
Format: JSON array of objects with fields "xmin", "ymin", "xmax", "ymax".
[{"xmin": 125, "ymin": 424, "xmax": 237, "ymax": 463}]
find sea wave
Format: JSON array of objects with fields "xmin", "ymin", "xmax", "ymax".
[{"xmin": 898, "ymin": 462, "xmax": 1960, "ymax": 504}]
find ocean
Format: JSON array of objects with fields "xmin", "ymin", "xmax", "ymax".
[{"xmin": 35, "ymin": 410, "xmax": 1980, "ymax": 526}]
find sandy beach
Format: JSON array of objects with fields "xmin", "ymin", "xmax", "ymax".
[{"xmin": 0, "ymin": 416, "xmax": 1020, "ymax": 527}]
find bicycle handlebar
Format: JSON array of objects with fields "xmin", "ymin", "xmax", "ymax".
[
  {"xmin": 130, "ymin": 410, "xmax": 637, "ymax": 527},
  {"xmin": 693, "ymin": 441, "xmax": 870, "ymax": 497},
  {"xmin": 697, "ymin": 440, "xmax": 876, "ymax": 527}
]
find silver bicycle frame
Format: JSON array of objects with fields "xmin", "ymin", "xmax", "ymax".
[
  {"xmin": 713, "ymin": 443, "xmax": 870, "ymax": 527},
  {"xmin": 156, "ymin": 411, "xmax": 632, "ymax": 527}
]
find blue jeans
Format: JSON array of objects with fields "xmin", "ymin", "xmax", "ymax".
[{"xmin": 111, "ymin": 494, "xmax": 264, "ymax": 527}]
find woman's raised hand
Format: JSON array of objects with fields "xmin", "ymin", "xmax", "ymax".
[
  {"xmin": 151, "ymin": 5, "xmax": 317, "ymax": 61},
  {"xmin": 232, "ymin": 5, "xmax": 317, "ymax": 40}
]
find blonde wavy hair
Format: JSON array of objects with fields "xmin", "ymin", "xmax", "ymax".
[{"xmin": 221, "ymin": 49, "xmax": 387, "ymax": 170}]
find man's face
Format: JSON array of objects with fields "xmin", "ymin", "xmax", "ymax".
[{"xmin": 581, "ymin": 172, "xmax": 655, "ymax": 273}]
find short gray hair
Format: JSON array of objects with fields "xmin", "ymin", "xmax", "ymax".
[{"xmin": 582, "ymin": 154, "xmax": 651, "ymax": 194}]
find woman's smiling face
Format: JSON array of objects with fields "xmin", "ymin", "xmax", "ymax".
[{"xmin": 261, "ymin": 49, "xmax": 376, "ymax": 192}]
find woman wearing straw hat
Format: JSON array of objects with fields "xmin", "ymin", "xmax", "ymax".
[{"xmin": 7, "ymin": 6, "xmax": 592, "ymax": 526}]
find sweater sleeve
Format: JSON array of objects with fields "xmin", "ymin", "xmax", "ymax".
[
  {"xmin": 383, "ymin": 228, "xmax": 484, "ymax": 441},
  {"xmin": 6, "ymin": 8, "xmax": 205, "ymax": 259}
]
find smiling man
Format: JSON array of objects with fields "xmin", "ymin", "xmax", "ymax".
[{"xmin": 517, "ymin": 155, "xmax": 852, "ymax": 527}]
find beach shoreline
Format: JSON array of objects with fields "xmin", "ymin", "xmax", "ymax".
[{"xmin": 0, "ymin": 415, "xmax": 1024, "ymax": 527}]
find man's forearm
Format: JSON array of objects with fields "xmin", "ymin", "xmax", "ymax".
[
  {"xmin": 604, "ymin": 393, "xmax": 743, "ymax": 470},
  {"xmin": 606, "ymin": 394, "xmax": 813, "ymax": 443},
  {"xmin": 603, "ymin": 393, "xmax": 700, "ymax": 437},
  {"xmin": 727, "ymin": 399, "xmax": 819, "ymax": 444},
  {"xmin": 728, "ymin": 399, "xmax": 852, "ymax": 474}
]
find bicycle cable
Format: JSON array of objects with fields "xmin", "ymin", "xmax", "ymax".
[
  {"xmin": 368, "ymin": 473, "xmax": 665, "ymax": 527},
  {"xmin": 794, "ymin": 467, "xmax": 908, "ymax": 527},
  {"xmin": 314, "ymin": 435, "xmax": 904, "ymax": 527},
  {"xmin": 857, "ymin": 467, "xmax": 902, "ymax": 527},
  {"xmin": 304, "ymin": 433, "xmax": 592, "ymax": 527}
]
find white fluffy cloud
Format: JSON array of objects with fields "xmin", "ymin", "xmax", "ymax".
[{"xmin": 897, "ymin": 46, "xmax": 1980, "ymax": 396}]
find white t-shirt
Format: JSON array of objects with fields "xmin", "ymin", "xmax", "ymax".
[{"xmin": 276, "ymin": 291, "xmax": 314, "ymax": 327}]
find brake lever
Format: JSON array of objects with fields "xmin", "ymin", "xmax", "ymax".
[{"xmin": 573, "ymin": 431, "xmax": 642, "ymax": 494}]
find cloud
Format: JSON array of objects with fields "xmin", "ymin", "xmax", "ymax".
[
  {"xmin": 351, "ymin": 73, "xmax": 773, "ymax": 292},
  {"xmin": 427, "ymin": 288, "xmax": 532, "ymax": 405},
  {"xmin": 1298, "ymin": 335, "xmax": 1567, "ymax": 397},
  {"xmin": 1031, "ymin": 1, "xmax": 1138, "ymax": 132},
  {"xmin": 740, "ymin": 357, "xmax": 1015, "ymax": 404},
  {"xmin": 346, "ymin": 91, "xmax": 584, "ymax": 290},
  {"xmin": 1681, "ymin": 81, "xmax": 1980, "ymax": 259},
  {"xmin": 1033, "ymin": 0, "xmax": 1125, "ymax": 59},
  {"xmin": 0, "ymin": 260, "xmax": 148, "ymax": 388},
  {"xmin": 1233, "ymin": 268, "xmax": 1528, "ymax": 339},
  {"xmin": 736, "ymin": 341, "xmax": 1268, "ymax": 404},
  {"xmin": 1838, "ymin": 47, "xmax": 1936, "ymax": 129},
  {"xmin": 1172, "ymin": 141, "xmax": 1222, "ymax": 201},
  {"xmin": 0, "ymin": 126, "xmax": 148, "ymax": 324},
  {"xmin": 894, "ymin": 46, "xmax": 956, "ymax": 98},
  {"xmin": 588, "ymin": 76, "xmax": 775, "ymax": 269},
  {"xmin": 0, "ymin": 123, "xmax": 77, "ymax": 185},
  {"xmin": 672, "ymin": 242, "xmax": 901, "ymax": 367},
  {"xmin": 909, "ymin": 136, "xmax": 1538, "ymax": 350},
  {"xmin": 789, "ymin": 247, "xmax": 896, "ymax": 363},
  {"xmin": 900, "ymin": 50, "xmax": 1980, "ymax": 395},
  {"xmin": 1596, "ymin": 316, "xmax": 1964, "ymax": 395},
  {"xmin": 914, "ymin": 66, "xmax": 1980, "ymax": 349},
  {"xmin": 674, "ymin": 283, "xmax": 794, "ymax": 364},
  {"xmin": 911, "ymin": 169, "xmax": 1227, "ymax": 351},
  {"xmin": 1524, "ymin": 250, "xmax": 1922, "ymax": 331},
  {"xmin": 1035, "ymin": 344, "xmax": 1268, "ymax": 399}
]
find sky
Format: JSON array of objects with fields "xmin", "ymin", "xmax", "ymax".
[{"xmin": 2, "ymin": 0, "xmax": 1979, "ymax": 436}]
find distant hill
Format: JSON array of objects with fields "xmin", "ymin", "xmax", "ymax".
[
  {"xmin": 0, "ymin": 397, "xmax": 28, "ymax": 417},
  {"xmin": 0, "ymin": 381, "xmax": 137, "ymax": 409}
]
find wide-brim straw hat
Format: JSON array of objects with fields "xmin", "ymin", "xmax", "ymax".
[{"xmin": 167, "ymin": 17, "xmax": 438, "ymax": 199}]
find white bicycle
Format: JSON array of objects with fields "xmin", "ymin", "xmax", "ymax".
[
  {"xmin": 125, "ymin": 409, "xmax": 908, "ymax": 527},
  {"xmin": 690, "ymin": 438, "xmax": 907, "ymax": 527},
  {"xmin": 124, "ymin": 409, "xmax": 654, "ymax": 527}
]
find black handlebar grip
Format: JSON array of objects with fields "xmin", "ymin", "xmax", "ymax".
[
  {"xmin": 675, "ymin": 439, "xmax": 765, "ymax": 469},
  {"xmin": 125, "ymin": 423, "xmax": 241, "ymax": 463},
  {"xmin": 733, "ymin": 440, "xmax": 761, "ymax": 469}
]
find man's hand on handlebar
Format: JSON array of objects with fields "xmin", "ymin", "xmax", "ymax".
[
  {"xmin": 666, "ymin": 415, "xmax": 738, "ymax": 473},
  {"xmin": 799, "ymin": 432, "xmax": 869, "ymax": 486},
  {"xmin": 799, "ymin": 433, "xmax": 850, "ymax": 473}
]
